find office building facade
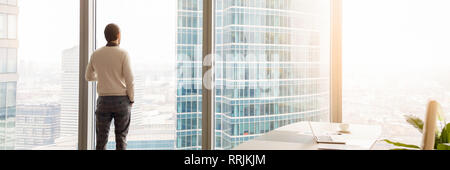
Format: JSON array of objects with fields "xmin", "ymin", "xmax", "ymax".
[
  {"xmin": 14, "ymin": 104, "xmax": 60, "ymax": 150},
  {"xmin": 176, "ymin": 0, "xmax": 203, "ymax": 150},
  {"xmin": 0, "ymin": 0, "xmax": 18, "ymax": 150},
  {"xmin": 176, "ymin": 0, "xmax": 329, "ymax": 150}
]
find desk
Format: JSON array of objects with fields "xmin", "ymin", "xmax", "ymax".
[{"xmin": 233, "ymin": 122, "xmax": 383, "ymax": 150}]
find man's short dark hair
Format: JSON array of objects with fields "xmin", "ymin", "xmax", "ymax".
[{"xmin": 104, "ymin": 23, "xmax": 120, "ymax": 42}]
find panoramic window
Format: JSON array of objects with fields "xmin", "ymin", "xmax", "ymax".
[
  {"xmin": 343, "ymin": 0, "xmax": 450, "ymax": 144},
  {"xmin": 0, "ymin": 0, "xmax": 79, "ymax": 150}
]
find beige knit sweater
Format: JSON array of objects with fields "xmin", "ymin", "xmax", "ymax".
[{"xmin": 85, "ymin": 46, "xmax": 135, "ymax": 102}]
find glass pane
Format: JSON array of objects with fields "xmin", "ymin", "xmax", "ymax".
[
  {"xmin": 7, "ymin": 14, "xmax": 16, "ymax": 39},
  {"xmin": 0, "ymin": 48, "xmax": 6, "ymax": 73},
  {"xmin": 343, "ymin": 0, "xmax": 450, "ymax": 144},
  {"xmin": 0, "ymin": 0, "xmax": 80, "ymax": 150},
  {"xmin": 8, "ymin": 0, "xmax": 17, "ymax": 6},
  {"xmin": 6, "ymin": 48, "xmax": 16, "ymax": 73},
  {"xmin": 215, "ymin": 0, "xmax": 331, "ymax": 150},
  {"xmin": 0, "ymin": 14, "xmax": 6, "ymax": 39},
  {"xmin": 96, "ymin": 0, "xmax": 186, "ymax": 150}
]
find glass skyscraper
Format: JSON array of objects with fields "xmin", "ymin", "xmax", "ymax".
[
  {"xmin": 0, "ymin": 0, "xmax": 18, "ymax": 150},
  {"xmin": 61, "ymin": 46, "xmax": 79, "ymax": 138},
  {"xmin": 177, "ymin": 0, "xmax": 330, "ymax": 150},
  {"xmin": 176, "ymin": 0, "xmax": 203, "ymax": 150}
]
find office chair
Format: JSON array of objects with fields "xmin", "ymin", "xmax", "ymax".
[{"xmin": 421, "ymin": 100, "xmax": 443, "ymax": 150}]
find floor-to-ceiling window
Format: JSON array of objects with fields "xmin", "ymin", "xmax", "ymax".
[
  {"xmin": 343, "ymin": 0, "xmax": 450, "ymax": 145},
  {"xmin": 0, "ymin": 0, "xmax": 79, "ymax": 150},
  {"xmin": 96, "ymin": 0, "xmax": 183, "ymax": 150}
]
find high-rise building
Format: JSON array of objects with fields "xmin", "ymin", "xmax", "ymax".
[
  {"xmin": 14, "ymin": 104, "xmax": 60, "ymax": 150},
  {"xmin": 176, "ymin": 0, "xmax": 203, "ymax": 150},
  {"xmin": 60, "ymin": 46, "xmax": 79, "ymax": 137},
  {"xmin": 0, "ymin": 0, "xmax": 18, "ymax": 150},
  {"xmin": 176, "ymin": 0, "xmax": 329, "ymax": 150}
]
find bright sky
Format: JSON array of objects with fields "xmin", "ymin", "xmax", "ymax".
[
  {"xmin": 96, "ymin": 0, "xmax": 177, "ymax": 71},
  {"xmin": 343, "ymin": 0, "xmax": 450, "ymax": 74},
  {"xmin": 19, "ymin": 0, "xmax": 79, "ymax": 65},
  {"xmin": 18, "ymin": 0, "xmax": 177, "ymax": 71},
  {"xmin": 17, "ymin": 0, "xmax": 450, "ymax": 74}
]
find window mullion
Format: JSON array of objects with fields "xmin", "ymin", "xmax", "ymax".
[
  {"xmin": 79, "ymin": 0, "xmax": 96, "ymax": 150},
  {"xmin": 202, "ymin": 0, "xmax": 215, "ymax": 150},
  {"xmin": 330, "ymin": 0, "xmax": 343, "ymax": 123}
]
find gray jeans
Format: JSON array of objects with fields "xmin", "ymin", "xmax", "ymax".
[{"xmin": 95, "ymin": 96, "xmax": 132, "ymax": 150}]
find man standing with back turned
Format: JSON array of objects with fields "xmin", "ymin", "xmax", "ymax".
[{"xmin": 85, "ymin": 24, "xmax": 135, "ymax": 150}]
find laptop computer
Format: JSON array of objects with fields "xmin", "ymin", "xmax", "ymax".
[{"xmin": 308, "ymin": 121, "xmax": 346, "ymax": 145}]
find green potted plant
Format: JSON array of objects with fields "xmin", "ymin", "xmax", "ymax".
[{"xmin": 384, "ymin": 115, "xmax": 450, "ymax": 150}]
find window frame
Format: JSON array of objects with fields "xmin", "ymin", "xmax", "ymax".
[
  {"xmin": 78, "ymin": 0, "xmax": 96, "ymax": 150},
  {"xmin": 330, "ymin": 0, "xmax": 343, "ymax": 123}
]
